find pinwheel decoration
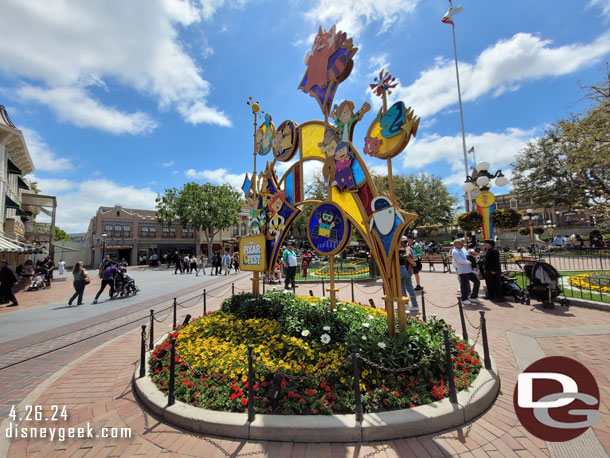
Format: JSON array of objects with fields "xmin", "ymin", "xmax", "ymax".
[{"xmin": 370, "ymin": 70, "xmax": 398, "ymax": 97}]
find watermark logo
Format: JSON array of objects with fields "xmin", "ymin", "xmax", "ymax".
[{"xmin": 513, "ymin": 356, "xmax": 600, "ymax": 442}]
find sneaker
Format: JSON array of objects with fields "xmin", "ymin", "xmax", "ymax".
[
  {"xmin": 92, "ymin": 300, "xmax": 98, "ymax": 304},
  {"xmin": 470, "ymin": 297, "xmax": 480, "ymax": 302},
  {"xmin": 462, "ymin": 299, "xmax": 472, "ymax": 305},
  {"xmin": 7, "ymin": 303, "xmax": 19, "ymax": 307}
]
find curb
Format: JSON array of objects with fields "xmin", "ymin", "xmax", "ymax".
[{"xmin": 134, "ymin": 338, "xmax": 500, "ymax": 442}]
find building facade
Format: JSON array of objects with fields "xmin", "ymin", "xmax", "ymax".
[
  {"xmin": 494, "ymin": 192, "xmax": 593, "ymax": 229},
  {"xmin": 0, "ymin": 105, "xmax": 50, "ymax": 265}
]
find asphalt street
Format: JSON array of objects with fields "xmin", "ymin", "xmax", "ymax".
[{"xmin": 0, "ymin": 268, "xmax": 248, "ymax": 344}]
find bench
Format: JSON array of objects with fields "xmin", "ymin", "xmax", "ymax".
[{"xmin": 423, "ymin": 254, "xmax": 451, "ymax": 273}]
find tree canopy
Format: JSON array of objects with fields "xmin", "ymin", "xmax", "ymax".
[
  {"xmin": 54, "ymin": 226, "xmax": 72, "ymax": 241},
  {"xmin": 511, "ymin": 74, "xmax": 610, "ymax": 216},
  {"xmin": 372, "ymin": 173, "xmax": 458, "ymax": 228},
  {"xmin": 156, "ymin": 182, "xmax": 242, "ymax": 258}
]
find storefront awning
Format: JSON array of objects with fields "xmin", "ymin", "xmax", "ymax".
[
  {"xmin": 7, "ymin": 159, "xmax": 22, "ymax": 175},
  {"xmin": 17, "ymin": 177, "xmax": 29, "ymax": 190},
  {"xmin": 5, "ymin": 195, "xmax": 20, "ymax": 209}
]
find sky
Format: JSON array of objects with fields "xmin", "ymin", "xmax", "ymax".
[{"xmin": 1, "ymin": 0, "xmax": 609, "ymax": 233}]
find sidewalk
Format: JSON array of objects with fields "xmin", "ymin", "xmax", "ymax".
[{"xmin": 3, "ymin": 271, "xmax": 610, "ymax": 457}]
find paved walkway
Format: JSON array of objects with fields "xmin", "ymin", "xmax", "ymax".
[{"xmin": 1, "ymin": 270, "xmax": 609, "ymax": 457}]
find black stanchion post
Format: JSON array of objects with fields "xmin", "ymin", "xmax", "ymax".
[
  {"xmin": 262, "ymin": 277, "xmax": 266, "ymax": 294},
  {"xmin": 203, "ymin": 289, "xmax": 207, "ymax": 315},
  {"xmin": 168, "ymin": 338, "xmax": 176, "ymax": 406},
  {"xmin": 443, "ymin": 329, "xmax": 458, "ymax": 403},
  {"xmin": 173, "ymin": 297, "xmax": 177, "ymax": 329},
  {"xmin": 457, "ymin": 298, "xmax": 468, "ymax": 341},
  {"xmin": 351, "ymin": 344, "xmax": 363, "ymax": 423},
  {"xmin": 351, "ymin": 278, "xmax": 355, "ymax": 302},
  {"xmin": 139, "ymin": 325, "xmax": 146, "ymax": 378},
  {"xmin": 149, "ymin": 309, "xmax": 154, "ymax": 350},
  {"xmin": 480, "ymin": 311, "xmax": 492, "ymax": 370},
  {"xmin": 322, "ymin": 278, "xmax": 325, "ymax": 297},
  {"xmin": 421, "ymin": 289, "xmax": 427, "ymax": 322},
  {"xmin": 368, "ymin": 298, "xmax": 375, "ymax": 308},
  {"xmin": 247, "ymin": 345, "xmax": 255, "ymax": 422},
  {"xmin": 309, "ymin": 289, "xmax": 314, "ymax": 296},
  {"xmin": 232, "ymin": 282, "xmax": 235, "ymax": 295},
  {"xmin": 293, "ymin": 282, "xmax": 296, "ymax": 294}
]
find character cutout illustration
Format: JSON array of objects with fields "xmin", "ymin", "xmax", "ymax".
[
  {"xmin": 333, "ymin": 142, "xmax": 356, "ymax": 191},
  {"xmin": 267, "ymin": 192, "xmax": 286, "ymax": 243},
  {"xmin": 331, "ymin": 100, "xmax": 370, "ymax": 143},
  {"xmin": 255, "ymin": 113, "xmax": 274, "ymax": 156},
  {"xmin": 272, "ymin": 120, "xmax": 298, "ymax": 162},
  {"xmin": 311, "ymin": 209, "xmax": 339, "ymax": 242},
  {"xmin": 319, "ymin": 127, "xmax": 339, "ymax": 184}
]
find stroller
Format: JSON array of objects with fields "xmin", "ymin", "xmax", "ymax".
[
  {"xmin": 28, "ymin": 267, "xmax": 49, "ymax": 291},
  {"xmin": 113, "ymin": 270, "xmax": 138, "ymax": 298},
  {"xmin": 499, "ymin": 272, "xmax": 529, "ymax": 304},
  {"xmin": 519, "ymin": 260, "xmax": 570, "ymax": 309}
]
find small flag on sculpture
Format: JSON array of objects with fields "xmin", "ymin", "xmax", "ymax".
[
  {"xmin": 467, "ymin": 146, "xmax": 474, "ymax": 154},
  {"xmin": 441, "ymin": 6, "xmax": 464, "ymax": 25}
]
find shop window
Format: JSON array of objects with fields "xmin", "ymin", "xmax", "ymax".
[
  {"xmin": 169, "ymin": 227, "xmax": 176, "ymax": 238},
  {"xmin": 241, "ymin": 223, "xmax": 247, "ymax": 236},
  {"xmin": 233, "ymin": 223, "xmax": 239, "ymax": 236},
  {"xmin": 162, "ymin": 227, "xmax": 170, "ymax": 238}
]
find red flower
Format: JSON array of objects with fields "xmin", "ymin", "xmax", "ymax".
[
  {"xmin": 238, "ymin": 390, "xmax": 244, "ymax": 396},
  {"xmin": 288, "ymin": 391, "xmax": 294, "ymax": 399},
  {"xmin": 393, "ymin": 391, "xmax": 399, "ymax": 397},
  {"xmin": 231, "ymin": 393, "xmax": 238, "ymax": 400},
  {"xmin": 325, "ymin": 385, "xmax": 331, "ymax": 392},
  {"xmin": 241, "ymin": 398, "xmax": 248, "ymax": 406},
  {"xmin": 307, "ymin": 389, "xmax": 315, "ymax": 397}
]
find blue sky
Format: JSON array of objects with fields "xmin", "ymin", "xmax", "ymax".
[{"xmin": 1, "ymin": 0, "xmax": 609, "ymax": 232}]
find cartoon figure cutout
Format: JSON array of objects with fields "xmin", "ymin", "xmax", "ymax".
[
  {"xmin": 311, "ymin": 210, "xmax": 338, "ymax": 242},
  {"xmin": 369, "ymin": 196, "xmax": 404, "ymax": 236},
  {"xmin": 272, "ymin": 120, "xmax": 298, "ymax": 162},
  {"xmin": 333, "ymin": 142, "xmax": 356, "ymax": 191},
  {"xmin": 255, "ymin": 113, "xmax": 274, "ymax": 156},
  {"xmin": 267, "ymin": 192, "xmax": 286, "ymax": 243},
  {"xmin": 331, "ymin": 100, "xmax": 370, "ymax": 143}
]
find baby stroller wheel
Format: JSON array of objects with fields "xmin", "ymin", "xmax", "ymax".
[{"xmin": 559, "ymin": 298, "xmax": 570, "ymax": 307}]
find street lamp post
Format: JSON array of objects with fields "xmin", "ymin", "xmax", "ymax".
[
  {"xmin": 101, "ymin": 233, "xmax": 107, "ymax": 264},
  {"xmin": 521, "ymin": 209, "xmax": 539, "ymax": 247},
  {"xmin": 462, "ymin": 161, "xmax": 509, "ymax": 240}
]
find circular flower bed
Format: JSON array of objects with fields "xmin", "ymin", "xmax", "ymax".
[
  {"xmin": 567, "ymin": 271, "xmax": 610, "ymax": 293},
  {"xmin": 149, "ymin": 292, "xmax": 481, "ymax": 415}
]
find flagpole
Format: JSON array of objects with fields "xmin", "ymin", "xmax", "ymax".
[{"xmin": 448, "ymin": 0, "xmax": 472, "ymax": 212}]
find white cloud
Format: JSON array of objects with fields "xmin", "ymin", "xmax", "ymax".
[
  {"xmin": 185, "ymin": 167, "xmax": 245, "ymax": 189},
  {"xmin": 35, "ymin": 179, "xmax": 158, "ymax": 232},
  {"xmin": 18, "ymin": 87, "xmax": 157, "ymax": 135},
  {"xmin": 304, "ymin": 0, "xmax": 418, "ymax": 37},
  {"xmin": 0, "ymin": 0, "xmax": 233, "ymax": 133},
  {"xmin": 374, "ymin": 32, "xmax": 610, "ymax": 118},
  {"xmin": 587, "ymin": 0, "xmax": 610, "ymax": 17},
  {"xmin": 21, "ymin": 128, "xmax": 72, "ymax": 172},
  {"xmin": 401, "ymin": 127, "xmax": 537, "ymax": 174},
  {"xmin": 161, "ymin": 160, "xmax": 174, "ymax": 167},
  {"xmin": 28, "ymin": 175, "xmax": 77, "ymax": 195}
]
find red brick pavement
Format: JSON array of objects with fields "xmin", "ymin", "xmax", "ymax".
[{"xmin": 2, "ymin": 272, "xmax": 610, "ymax": 457}]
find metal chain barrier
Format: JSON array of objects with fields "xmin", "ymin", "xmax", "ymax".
[
  {"xmin": 462, "ymin": 308, "xmax": 482, "ymax": 330},
  {"xmin": 353, "ymin": 284, "xmax": 384, "ymax": 294},
  {"xmin": 205, "ymin": 286, "xmax": 233, "ymax": 298},
  {"xmin": 176, "ymin": 293, "xmax": 204, "ymax": 309},
  {"xmin": 356, "ymin": 349, "xmax": 435, "ymax": 374},
  {"xmin": 426, "ymin": 298, "xmax": 459, "ymax": 309},
  {"xmin": 152, "ymin": 309, "xmax": 173, "ymax": 323}
]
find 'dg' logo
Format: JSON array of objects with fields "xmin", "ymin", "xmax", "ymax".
[{"xmin": 514, "ymin": 356, "xmax": 600, "ymax": 442}]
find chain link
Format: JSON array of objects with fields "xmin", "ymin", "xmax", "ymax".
[
  {"xmin": 462, "ymin": 309, "xmax": 482, "ymax": 330},
  {"xmin": 353, "ymin": 284, "xmax": 384, "ymax": 294},
  {"xmin": 356, "ymin": 350, "xmax": 434, "ymax": 374},
  {"xmin": 152, "ymin": 310, "xmax": 172, "ymax": 323},
  {"xmin": 205, "ymin": 286, "xmax": 233, "ymax": 298},
  {"xmin": 426, "ymin": 298, "xmax": 459, "ymax": 309},
  {"xmin": 176, "ymin": 293, "xmax": 203, "ymax": 309}
]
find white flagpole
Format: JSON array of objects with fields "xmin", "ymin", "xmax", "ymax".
[{"xmin": 448, "ymin": 0, "xmax": 472, "ymax": 211}]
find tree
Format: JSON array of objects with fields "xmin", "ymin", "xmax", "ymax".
[
  {"xmin": 512, "ymin": 74, "xmax": 610, "ymax": 215},
  {"xmin": 54, "ymin": 226, "xmax": 72, "ymax": 241},
  {"xmin": 372, "ymin": 173, "xmax": 458, "ymax": 227},
  {"xmin": 292, "ymin": 173, "xmax": 327, "ymax": 235},
  {"xmin": 156, "ymin": 182, "xmax": 242, "ymax": 259}
]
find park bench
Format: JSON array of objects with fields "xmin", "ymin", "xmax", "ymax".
[{"xmin": 423, "ymin": 254, "xmax": 451, "ymax": 273}]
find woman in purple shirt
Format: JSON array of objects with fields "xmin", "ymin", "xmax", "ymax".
[{"xmin": 93, "ymin": 263, "xmax": 118, "ymax": 304}]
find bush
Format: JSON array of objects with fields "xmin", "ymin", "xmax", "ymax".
[
  {"xmin": 457, "ymin": 212, "xmax": 483, "ymax": 232},
  {"xmin": 491, "ymin": 208, "xmax": 522, "ymax": 229},
  {"xmin": 519, "ymin": 228, "xmax": 530, "ymax": 236}
]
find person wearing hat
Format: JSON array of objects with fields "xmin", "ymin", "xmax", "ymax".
[
  {"xmin": 399, "ymin": 236, "xmax": 419, "ymax": 311},
  {"xmin": 451, "ymin": 239, "xmax": 480, "ymax": 305},
  {"xmin": 282, "ymin": 241, "xmax": 297, "ymax": 291},
  {"xmin": 407, "ymin": 234, "xmax": 423, "ymax": 290},
  {"xmin": 483, "ymin": 239, "xmax": 503, "ymax": 301}
]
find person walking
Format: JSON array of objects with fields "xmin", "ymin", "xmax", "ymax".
[
  {"xmin": 214, "ymin": 253, "xmax": 222, "ymax": 275},
  {"xmin": 233, "ymin": 252, "xmax": 240, "ymax": 273},
  {"xmin": 190, "ymin": 254, "xmax": 198, "ymax": 275},
  {"xmin": 0, "ymin": 260, "xmax": 20, "ymax": 307},
  {"xmin": 58, "ymin": 259, "xmax": 65, "ymax": 275},
  {"xmin": 68, "ymin": 261, "xmax": 89, "ymax": 306},
  {"xmin": 197, "ymin": 254, "xmax": 205, "ymax": 276},
  {"xmin": 183, "ymin": 253, "xmax": 191, "ymax": 274},
  {"xmin": 174, "ymin": 252, "xmax": 182, "ymax": 274},
  {"xmin": 222, "ymin": 251, "xmax": 231, "ymax": 275},
  {"xmin": 399, "ymin": 236, "xmax": 419, "ymax": 312},
  {"xmin": 282, "ymin": 242, "xmax": 297, "ymax": 290},
  {"xmin": 482, "ymin": 240, "xmax": 503, "ymax": 301},
  {"xmin": 451, "ymin": 239, "xmax": 480, "ymax": 305},
  {"xmin": 93, "ymin": 262, "xmax": 118, "ymax": 304}
]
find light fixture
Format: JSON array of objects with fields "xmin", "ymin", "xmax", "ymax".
[
  {"xmin": 495, "ymin": 176, "xmax": 508, "ymax": 187},
  {"xmin": 471, "ymin": 188, "xmax": 481, "ymax": 198},
  {"xmin": 475, "ymin": 161, "xmax": 490, "ymax": 172},
  {"xmin": 476, "ymin": 175, "xmax": 489, "ymax": 187},
  {"xmin": 462, "ymin": 181, "xmax": 475, "ymax": 192}
]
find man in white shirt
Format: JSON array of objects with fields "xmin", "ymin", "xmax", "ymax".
[
  {"xmin": 222, "ymin": 251, "xmax": 231, "ymax": 275},
  {"xmin": 450, "ymin": 239, "xmax": 480, "ymax": 305},
  {"xmin": 282, "ymin": 242, "xmax": 298, "ymax": 290}
]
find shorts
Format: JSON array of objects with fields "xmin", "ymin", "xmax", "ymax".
[{"xmin": 414, "ymin": 259, "xmax": 422, "ymax": 274}]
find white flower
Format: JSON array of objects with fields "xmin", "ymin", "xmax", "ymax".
[
  {"xmin": 323, "ymin": 326, "xmax": 331, "ymax": 331},
  {"xmin": 320, "ymin": 333, "xmax": 331, "ymax": 344},
  {"xmin": 362, "ymin": 322, "xmax": 370, "ymax": 328},
  {"xmin": 368, "ymin": 315, "xmax": 374, "ymax": 320},
  {"xmin": 377, "ymin": 342, "xmax": 386, "ymax": 349},
  {"xmin": 301, "ymin": 330, "xmax": 310, "ymax": 337},
  {"xmin": 361, "ymin": 335, "xmax": 367, "ymax": 341}
]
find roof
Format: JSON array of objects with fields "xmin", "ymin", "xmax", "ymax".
[
  {"xmin": 21, "ymin": 193, "xmax": 57, "ymax": 208},
  {"xmin": 0, "ymin": 105, "xmax": 35, "ymax": 175},
  {"xmin": 0, "ymin": 234, "xmax": 44, "ymax": 254}
]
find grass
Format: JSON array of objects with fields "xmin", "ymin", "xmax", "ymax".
[
  {"xmin": 296, "ymin": 260, "xmax": 372, "ymax": 281},
  {"xmin": 505, "ymin": 269, "xmax": 610, "ymax": 304}
]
